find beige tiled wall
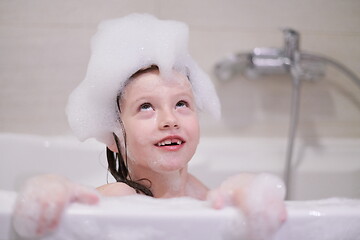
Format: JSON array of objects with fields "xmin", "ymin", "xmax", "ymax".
[{"xmin": 1, "ymin": 0, "xmax": 359, "ymax": 139}]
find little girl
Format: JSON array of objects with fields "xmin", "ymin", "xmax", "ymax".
[{"xmin": 13, "ymin": 13, "xmax": 286, "ymax": 239}]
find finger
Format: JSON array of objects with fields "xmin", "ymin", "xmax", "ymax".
[
  {"xmin": 207, "ymin": 189, "xmax": 224, "ymax": 209},
  {"xmin": 36, "ymin": 201, "xmax": 49, "ymax": 236},
  {"xmin": 71, "ymin": 184, "xmax": 100, "ymax": 205},
  {"xmin": 43, "ymin": 200, "xmax": 67, "ymax": 235},
  {"xmin": 13, "ymin": 202, "xmax": 39, "ymax": 238}
]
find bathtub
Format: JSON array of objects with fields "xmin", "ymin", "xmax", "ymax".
[{"xmin": 1, "ymin": 133, "xmax": 360, "ymax": 240}]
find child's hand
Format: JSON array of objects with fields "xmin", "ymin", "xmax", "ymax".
[
  {"xmin": 13, "ymin": 174, "xmax": 99, "ymax": 238},
  {"xmin": 207, "ymin": 173, "xmax": 287, "ymax": 240}
]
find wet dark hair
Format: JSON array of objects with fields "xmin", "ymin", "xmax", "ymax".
[
  {"xmin": 106, "ymin": 134, "xmax": 153, "ymax": 196},
  {"xmin": 105, "ymin": 65, "xmax": 159, "ymax": 197}
]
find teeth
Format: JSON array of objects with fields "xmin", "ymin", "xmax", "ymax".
[{"xmin": 157, "ymin": 139, "xmax": 183, "ymax": 146}]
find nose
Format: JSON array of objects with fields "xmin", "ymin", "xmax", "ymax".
[{"xmin": 159, "ymin": 110, "xmax": 179, "ymax": 130}]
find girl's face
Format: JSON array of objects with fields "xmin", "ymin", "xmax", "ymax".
[{"xmin": 119, "ymin": 70, "xmax": 200, "ymax": 174}]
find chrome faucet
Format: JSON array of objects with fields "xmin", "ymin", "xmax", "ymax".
[
  {"xmin": 214, "ymin": 29, "xmax": 360, "ymax": 200},
  {"xmin": 283, "ymin": 28, "xmax": 299, "ymax": 65},
  {"xmin": 215, "ymin": 28, "xmax": 360, "ymax": 85}
]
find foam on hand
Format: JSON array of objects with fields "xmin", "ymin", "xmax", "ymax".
[
  {"xmin": 66, "ymin": 13, "xmax": 221, "ymax": 146},
  {"xmin": 12, "ymin": 175, "xmax": 99, "ymax": 239},
  {"xmin": 241, "ymin": 174, "xmax": 287, "ymax": 240},
  {"xmin": 208, "ymin": 173, "xmax": 287, "ymax": 240}
]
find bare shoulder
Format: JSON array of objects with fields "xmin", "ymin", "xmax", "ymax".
[
  {"xmin": 186, "ymin": 174, "xmax": 209, "ymax": 200},
  {"xmin": 97, "ymin": 182, "xmax": 137, "ymax": 197}
]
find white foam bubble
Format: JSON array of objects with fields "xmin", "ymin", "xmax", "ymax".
[{"xmin": 66, "ymin": 13, "xmax": 221, "ymax": 146}]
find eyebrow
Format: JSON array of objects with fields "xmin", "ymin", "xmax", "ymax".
[{"xmin": 132, "ymin": 90, "xmax": 194, "ymax": 104}]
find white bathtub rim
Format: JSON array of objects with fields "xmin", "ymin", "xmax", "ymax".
[{"xmin": 1, "ymin": 189, "xmax": 360, "ymax": 240}]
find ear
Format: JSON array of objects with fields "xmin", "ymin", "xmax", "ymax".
[{"xmin": 107, "ymin": 142, "xmax": 118, "ymax": 153}]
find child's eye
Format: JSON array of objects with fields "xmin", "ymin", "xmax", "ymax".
[
  {"xmin": 139, "ymin": 103, "xmax": 154, "ymax": 111},
  {"xmin": 176, "ymin": 100, "xmax": 189, "ymax": 108}
]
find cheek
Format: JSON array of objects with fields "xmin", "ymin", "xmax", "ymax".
[
  {"xmin": 186, "ymin": 116, "xmax": 200, "ymax": 139},
  {"xmin": 123, "ymin": 119, "xmax": 155, "ymax": 159},
  {"xmin": 125, "ymin": 127, "xmax": 146, "ymax": 152},
  {"xmin": 127, "ymin": 119, "xmax": 155, "ymax": 141}
]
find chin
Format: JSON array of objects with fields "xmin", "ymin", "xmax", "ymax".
[{"xmin": 151, "ymin": 156, "xmax": 190, "ymax": 173}]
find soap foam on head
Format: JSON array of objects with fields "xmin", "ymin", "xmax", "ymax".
[{"xmin": 66, "ymin": 13, "xmax": 221, "ymax": 146}]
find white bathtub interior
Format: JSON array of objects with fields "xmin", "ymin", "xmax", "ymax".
[
  {"xmin": 1, "ymin": 133, "xmax": 360, "ymax": 240},
  {"xmin": 1, "ymin": 133, "xmax": 359, "ymax": 200}
]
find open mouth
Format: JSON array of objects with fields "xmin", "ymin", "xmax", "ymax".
[{"xmin": 155, "ymin": 138, "xmax": 184, "ymax": 147}]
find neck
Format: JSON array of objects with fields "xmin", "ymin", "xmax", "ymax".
[{"xmin": 129, "ymin": 165, "xmax": 190, "ymax": 198}]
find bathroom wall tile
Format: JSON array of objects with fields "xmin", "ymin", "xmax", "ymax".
[
  {"xmin": 189, "ymin": 30, "xmax": 360, "ymax": 82},
  {"xmin": 1, "ymin": 0, "xmax": 359, "ymax": 138},
  {"xmin": 189, "ymin": 30, "xmax": 284, "ymax": 75},
  {"xmin": 300, "ymin": 34, "xmax": 360, "ymax": 76},
  {"xmin": 0, "ymin": 25, "xmax": 93, "ymax": 134},
  {"xmin": 0, "ymin": 0, "xmax": 158, "ymax": 135},
  {"xmin": 158, "ymin": 0, "xmax": 360, "ymax": 33},
  {"xmin": 0, "ymin": 0, "xmax": 157, "ymax": 27},
  {"xmin": 189, "ymin": 29, "xmax": 360, "ymax": 138}
]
